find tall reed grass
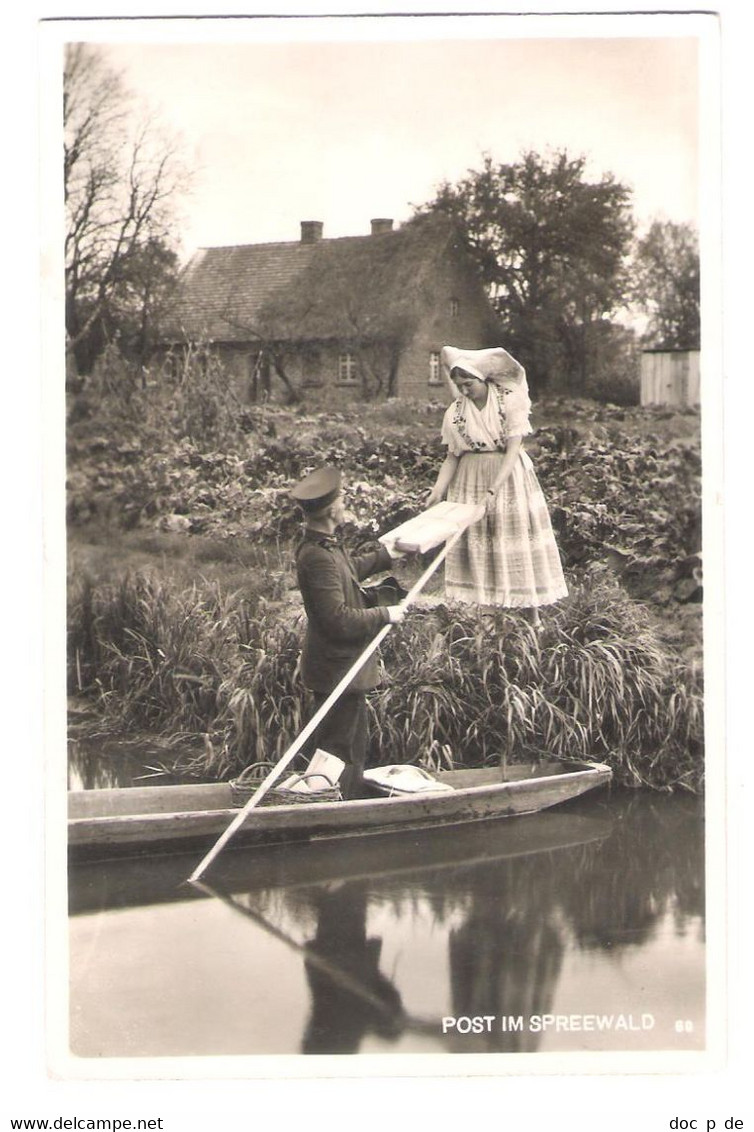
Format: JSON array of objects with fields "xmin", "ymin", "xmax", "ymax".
[
  {"xmin": 373, "ymin": 588, "xmax": 703, "ymax": 790},
  {"xmin": 68, "ymin": 572, "xmax": 304, "ymax": 778},
  {"xmin": 68, "ymin": 571, "xmax": 703, "ymax": 792}
]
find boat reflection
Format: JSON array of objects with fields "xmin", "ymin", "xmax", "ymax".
[
  {"xmin": 69, "ymin": 807, "xmax": 613, "ymax": 915},
  {"xmin": 68, "ymin": 792, "xmax": 705, "ymax": 1056}
]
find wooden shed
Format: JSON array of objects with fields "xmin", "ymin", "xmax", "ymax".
[{"xmin": 640, "ymin": 349, "xmax": 700, "ymax": 407}]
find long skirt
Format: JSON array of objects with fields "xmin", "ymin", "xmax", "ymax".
[{"xmin": 446, "ymin": 450, "xmax": 568, "ymax": 608}]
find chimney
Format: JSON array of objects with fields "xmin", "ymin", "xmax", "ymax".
[
  {"xmin": 370, "ymin": 218, "xmax": 393, "ymax": 236},
  {"xmin": 300, "ymin": 221, "xmax": 324, "ymax": 244}
]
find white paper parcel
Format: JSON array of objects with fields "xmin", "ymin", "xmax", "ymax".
[{"xmin": 379, "ymin": 500, "xmax": 485, "ymax": 554}]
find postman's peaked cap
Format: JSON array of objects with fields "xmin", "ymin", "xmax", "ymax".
[{"xmin": 290, "ymin": 467, "xmax": 342, "ymax": 512}]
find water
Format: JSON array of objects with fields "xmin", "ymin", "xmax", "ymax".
[
  {"xmin": 67, "ymin": 733, "xmax": 197, "ymax": 791},
  {"xmin": 68, "ymin": 789, "xmax": 704, "ymax": 1058}
]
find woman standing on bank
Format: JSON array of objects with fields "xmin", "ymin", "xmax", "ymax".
[{"xmin": 426, "ymin": 345, "xmax": 567, "ymax": 625}]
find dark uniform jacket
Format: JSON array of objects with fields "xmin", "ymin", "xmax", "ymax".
[{"xmin": 295, "ymin": 531, "xmax": 393, "ymax": 694}]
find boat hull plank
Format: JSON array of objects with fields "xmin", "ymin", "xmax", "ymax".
[{"xmin": 68, "ymin": 761, "xmax": 612, "ymax": 861}]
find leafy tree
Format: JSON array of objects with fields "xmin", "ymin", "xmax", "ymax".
[
  {"xmin": 583, "ymin": 321, "xmax": 641, "ymax": 406},
  {"xmin": 64, "ymin": 44, "xmax": 186, "ymax": 377},
  {"xmin": 633, "ymin": 220, "xmax": 700, "ymax": 350},
  {"xmin": 112, "ymin": 237, "xmax": 181, "ymax": 375},
  {"xmin": 414, "ymin": 150, "xmax": 635, "ymax": 394}
]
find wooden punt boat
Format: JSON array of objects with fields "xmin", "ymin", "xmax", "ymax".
[{"xmin": 68, "ymin": 758, "xmax": 612, "ymax": 862}]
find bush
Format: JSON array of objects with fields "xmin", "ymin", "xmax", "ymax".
[
  {"xmin": 68, "ymin": 571, "xmax": 703, "ymax": 792},
  {"xmin": 584, "ymin": 370, "xmax": 640, "ymax": 407},
  {"xmin": 370, "ymin": 581, "xmax": 702, "ymax": 790}
]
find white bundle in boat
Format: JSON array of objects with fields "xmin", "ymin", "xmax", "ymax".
[
  {"xmin": 379, "ymin": 501, "xmax": 485, "ymax": 554},
  {"xmin": 364, "ymin": 764, "xmax": 455, "ymax": 797},
  {"xmin": 279, "ymin": 749, "xmax": 345, "ymax": 793}
]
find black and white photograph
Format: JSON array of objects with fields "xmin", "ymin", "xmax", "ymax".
[{"xmin": 13, "ymin": 0, "xmax": 749, "ymax": 1117}]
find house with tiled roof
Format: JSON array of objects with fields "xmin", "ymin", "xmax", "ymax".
[{"xmin": 159, "ymin": 213, "xmax": 503, "ymax": 402}]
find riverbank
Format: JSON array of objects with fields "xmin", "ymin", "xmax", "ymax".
[{"xmin": 66, "ymin": 395, "xmax": 703, "ymax": 792}]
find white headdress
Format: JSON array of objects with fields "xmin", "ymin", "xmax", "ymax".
[
  {"xmin": 440, "ymin": 345, "xmax": 529, "ymax": 400},
  {"xmin": 440, "ymin": 345, "xmax": 532, "ymax": 440}
]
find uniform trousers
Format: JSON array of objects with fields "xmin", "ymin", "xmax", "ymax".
[{"xmin": 308, "ymin": 691, "xmax": 369, "ymax": 801}]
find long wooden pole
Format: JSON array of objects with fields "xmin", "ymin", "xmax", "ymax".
[{"xmin": 187, "ymin": 516, "xmax": 480, "ymax": 883}]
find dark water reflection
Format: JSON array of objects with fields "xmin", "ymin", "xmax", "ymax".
[
  {"xmin": 68, "ymin": 790, "xmax": 704, "ymax": 1058},
  {"xmin": 68, "ymin": 734, "xmax": 193, "ymax": 790}
]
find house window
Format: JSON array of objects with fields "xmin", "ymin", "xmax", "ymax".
[
  {"xmin": 449, "ymin": 297, "xmax": 460, "ymax": 318},
  {"xmin": 337, "ymin": 353, "xmax": 358, "ymax": 385},
  {"xmin": 429, "ymin": 351, "xmax": 442, "ymax": 385}
]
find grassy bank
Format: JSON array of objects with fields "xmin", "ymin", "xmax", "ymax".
[
  {"xmin": 67, "ymin": 392, "xmax": 704, "ymax": 792},
  {"xmin": 67, "ymin": 567, "xmax": 703, "ymax": 793}
]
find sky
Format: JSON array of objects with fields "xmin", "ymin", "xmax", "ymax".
[{"xmin": 68, "ymin": 13, "xmax": 710, "ymax": 260}]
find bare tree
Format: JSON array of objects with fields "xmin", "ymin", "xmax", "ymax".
[{"xmin": 64, "ymin": 44, "xmax": 187, "ymax": 376}]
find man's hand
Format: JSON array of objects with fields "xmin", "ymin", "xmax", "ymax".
[{"xmin": 386, "ymin": 605, "xmax": 406, "ymax": 624}]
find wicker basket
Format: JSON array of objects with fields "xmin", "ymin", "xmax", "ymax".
[{"xmin": 229, "ymin": 761, "xmax": 342, "ymax": 808}]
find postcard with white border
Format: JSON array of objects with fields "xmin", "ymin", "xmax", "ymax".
[{"xmin": 32, "ymin": 5, "xmax": 739, "ymax": 1104}]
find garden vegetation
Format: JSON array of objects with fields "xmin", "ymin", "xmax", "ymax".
[{"xmin": 67, "ymin": 358, "xmax": 703, "ymax": 793}]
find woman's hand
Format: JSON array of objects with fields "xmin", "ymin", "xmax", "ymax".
[
  {"xmin": 484, "ymin": 487, "xmax": 498, "ymax": 515},
  {"xmin": 426, "ymin": 455, "xmax": 459, "ymax": 510}
]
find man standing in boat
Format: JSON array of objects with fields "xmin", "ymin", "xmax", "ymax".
[{"xmin": 291, "ymin": 467, "xmax": 406, "ymax": 800}]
